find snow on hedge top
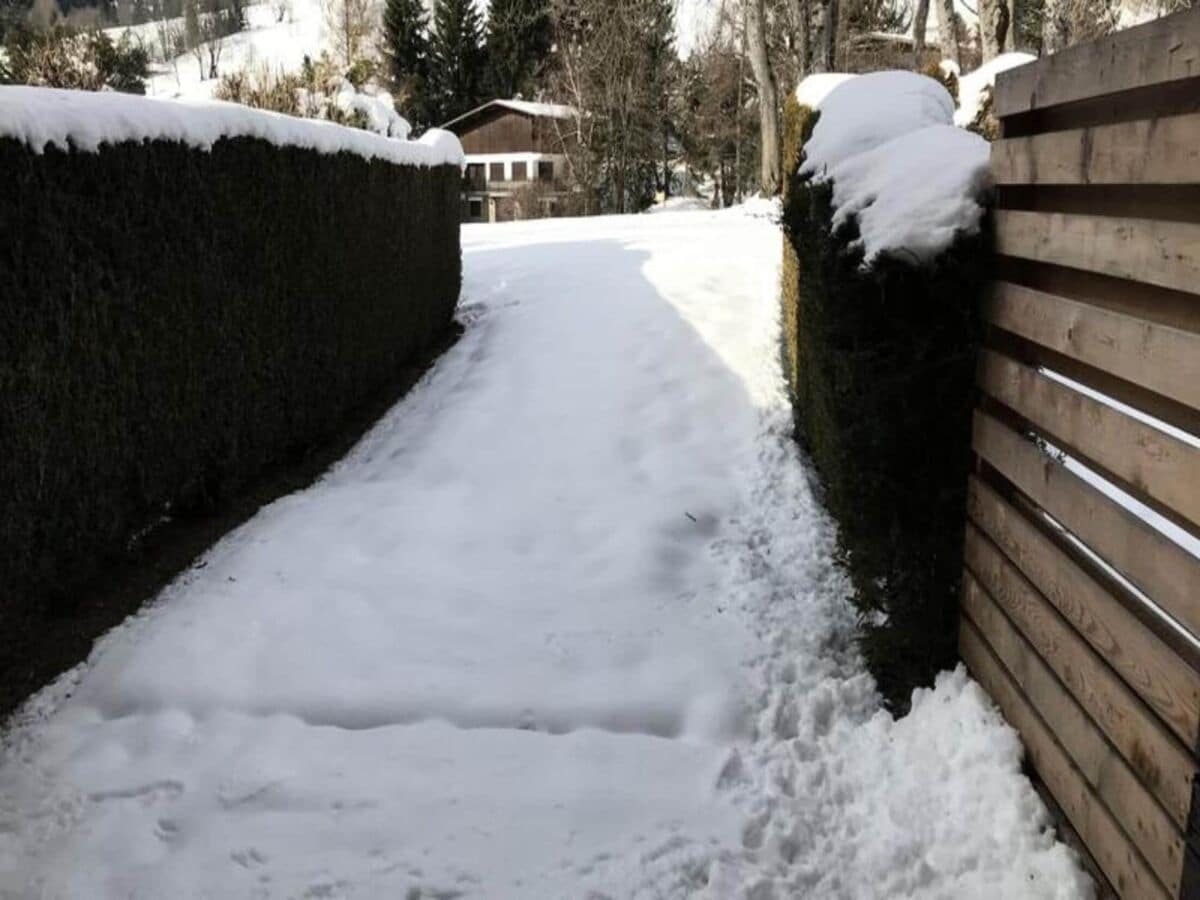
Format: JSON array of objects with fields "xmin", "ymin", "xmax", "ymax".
[
  {"xmin": 794, "ymin": 73, "xmax": 856, "ymax": 110},
  {"xmin": 799, "ymin": 71, "xmax": 954, "ymax": 177},
  {"xmin": 954, "ymin": 52, "xmax": 1036, "ymax": 126},
  {"xmin": 825, "ymin": 125, "xmax": 991, "ymax": 264},
  {"xmin": 798, "ymin": 71, "xmax": 990, "ymax": 265},
  {"xmin": 0, "ymin": 86, "xmax": 464, "ymax": 167}
]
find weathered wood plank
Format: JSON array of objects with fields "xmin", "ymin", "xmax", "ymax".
[
  {"xmin": 995, "ymin": 210, "xmax": 1200, "ymax": 298},
  {"xmin": 993, "ymin": 113, "xmax": 1200, "ymax": 186},
  {"xmin": 963, "ymin": 519, "xmax": 1197, "ymax": 827},
  {"xmin": 960, "ymin": 602, "xmax": 1180, "ymax": 897},
  {"xmin": 985, "ymin": 282, "xmax": 1200, "ymax": 412},
  {"xmin": 994, "ymin": 8, "xmax": 1200, "ymax": 118},
  {"xmin": 967, "ymin": 476, "xmax": 1200, "ymax": 747},
  {"xmin": 973, "ymin": 410, "xmax": 1200, "ymax": 644},
  {"xmin": 978, "ymin": 349, "xmax": 1200, "ymax": 531}
]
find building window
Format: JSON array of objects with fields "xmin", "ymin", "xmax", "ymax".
[
  {"xmin": 469, "ymin": 199, "xmax": 482, "ymax": 219},
  {"xmin": 465, "ymin": 164, "xmax": 484, "ymax": 189},
  {"xmin": 489, "ymin": 162, "xmax": 505, "ymax": 182},
  {"xmin": 512, "ymin": 161, "xmax": 528, "ymax": 181},
  {"xmin": 538, "ymin": 161, "xmax": 554, "ymax": 182}
]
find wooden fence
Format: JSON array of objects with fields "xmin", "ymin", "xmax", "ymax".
[{"xmin": 959, "ymin": 10, "xmax": 1200, "ymax": 900}]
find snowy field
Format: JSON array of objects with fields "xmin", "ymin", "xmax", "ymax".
[{"xmin": 0, "ymin": 207, "xmax": 1091, "ymax": 899}]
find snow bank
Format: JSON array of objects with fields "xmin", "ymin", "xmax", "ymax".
[
  {"xmin": 794, "ymin": 72, "xmax": 856, "ymax": 110},
  {"xmin": 0, "ymin": 85, "xmax": 462, "ymax": 167},
  {"xmin": 799, "ymin": 71, "xmax": 990, "ymax": 264},
  {"xmin": 954, "ymin": 52, "xmax": 1036, "ymax": 127}
]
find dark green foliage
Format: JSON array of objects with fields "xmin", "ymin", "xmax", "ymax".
[
  {"xmin": 781, "ymin": 131, "xmax": 989, "ymax": 711},
  {"xmin": 2, "ymin": 24, "xmax": 149, "ymax": 92},
  {"xmin": 428, "ymin": 0, "xmax": 485, "ymax": 123},
  {"xmin": 380, "ymin": 0, "xmax": 430, "ymax": 124},
  {"xmin": 483, "ymin": 0, "xmax": 549, "ymax": 100},
  {"xmin": 0, "ymin": 136, "xmax": 461, "ymax": 645}
]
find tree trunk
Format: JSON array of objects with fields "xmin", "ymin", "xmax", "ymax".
[
  {"xmin": 810, "ymin": 0, "xmax": 837, "ymax": 72},
  {"xmin": 980, "ymin": 0, "xmax": 1009, "ymax": 60},
  {"xmin": 1042, "ymin": 0, "xmax": 1068, "ymax": 54},
  {"xmin": 795, "ymin": 0, "xmax": 811, "ymax": 76},
  {"xmin": 911, "ymin": 0, "xmax": 929, "ymax": 67},
  {"xmin": 745, "ymin": 0, "xmax": 781, "ymax": 195},
  {"xmin": 936, "ymin": 0, "xmax": 959, "ymax": 66}
]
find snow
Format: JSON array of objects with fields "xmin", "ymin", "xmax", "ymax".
[
  {"xmin": 142, "ymin": 0, "xmax": 323, "ymax": 101},
  {"xmin": 0, "ymin": 209, "xmax": 1088, "ymax": 898},
  {"xmin": 800, "ymin": 71, "xmax": 955, "ymax": 176},
  {"xmin": 491, "ymin": 98, "xmax": 575, "ymax": 119},
  {"xmin": 794, "ymin": 72, "xmax": 856, "ymax": 110},
  {"xmin": 330, "ymin": 79, "xmax": 412, "ymax": 139},
  {"xmin": 644, "ymin": 195, "xmax": 712, "ymax": 214},
  {"xmin": 799, "ymin": 71, "xmax": 991, "ymax": 265},
  {"xmin": 0, "ymin": 85, "xmax": 462, "ymax": 167},
  {"xmin": 954, "ymin": 52, "xmax": 1037, "ymax": 127}
]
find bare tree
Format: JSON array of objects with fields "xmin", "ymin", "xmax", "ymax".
[
  {"xmin": 744, "ymin": 0, "xmax": 780, "ymax": 194},
  {"xmin": 980, "ymin": 0, "xmax": 1009, "ymax": 59},
  {"xmin": 809, "ymin": 0, "xmax": 838, "ymax": 71},
  {"xmin": 935, "ymin": 0, "xmax": 958, "ymax": 66},
  {"xmin": 322, "ymin": 0, "xmax": 376, "ymax": 67},
  {"xmin": 911, "ymin": 0, "xmax": 929, "ymax": 66}
]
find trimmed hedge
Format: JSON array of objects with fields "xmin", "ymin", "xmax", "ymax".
[
  {"xmin": 0, "ymin": 135, "xmax": 460, "ymax": 637},
  {"xmin": 780, "ymin": 95, "xmax": 989, "ymax": 710}
]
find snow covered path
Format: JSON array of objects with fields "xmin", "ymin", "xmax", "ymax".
[{"xmin": 1, "ymin": 208, "xmax": 1090, "ymax": 899}]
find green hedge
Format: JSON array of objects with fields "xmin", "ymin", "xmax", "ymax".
[
  {"xmin": 0, "ymin": 134, "xmax": 460, "ymax": 635},
  {"xmin": 780, "ymin": 100, "xmax": 989, "ymax": 710}
]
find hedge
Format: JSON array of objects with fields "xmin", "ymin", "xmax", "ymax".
[
  {"xmin": 780, "ymin": 93, "xmax": 989, "ymax": 710},
  {"xmin": 0, "ymin": 134, "xmax": 461, "ymax": 642}
]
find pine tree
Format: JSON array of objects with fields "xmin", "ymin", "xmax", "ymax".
[
  {"xmin": 483, "ymin": 0, "xmax": 549, "ymax": 100},
  {"xmin": 380, "ymin": 0, "xmax": 430, "ymax": 123},
  {"xmin": 428, "ymin": 0, "xmax": 484, "ymax": 123}
]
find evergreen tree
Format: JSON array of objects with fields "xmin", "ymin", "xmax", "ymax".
[
  {"xmin": 380, "ymin": 0, "xmax": 430, "ymax": 124},
  {"xmin": 428, "ymin": 0, "xmax": 484, "ymax": 123},
  {"xmin": 483, "ymin": 0, "xmax": 549, "ymax": 99}
]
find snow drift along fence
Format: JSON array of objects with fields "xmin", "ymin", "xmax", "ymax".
[
  {"xmin": 959, "ymin": 12, "xmax": 1200, "ymax": 899},
  {"xmin": 0, "ymin": 102, "xmax": 461, "ymax": 666}
]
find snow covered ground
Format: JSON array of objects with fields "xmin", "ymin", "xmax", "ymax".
[
  {"xmin": 0, "ymin": 207, "xmax": 1091, "ymax": 899},
  {"xmin": 136, "ymin": 0, "xmax": 323, "ymax": 100}
]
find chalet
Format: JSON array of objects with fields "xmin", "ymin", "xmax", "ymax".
[{"xmin": 442, "ymin": 99, "xmax": 576, "ymax": 223}]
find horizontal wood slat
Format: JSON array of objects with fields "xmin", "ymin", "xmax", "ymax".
[
  {"xmin": 961, "ymin": 597, "xmax": 1180, "ymax": 896},
  {"xmin": 978, "ymin": 349, "xmax": 1200, "ymax": 532},
  {"xmin": 963, "ymin": 519, "xmax": 1196, "ymax": 828},
  {"xmin": 993, "ymin": 113, "xmax": 1200, "ymax": 186},
  {"xmin": 967, "ymin": 476, "xmax": 1200, "ymax": 747},
  {"xmin": 985, "ymin": 282, "xmax": 1200, "ymax": 413},
  {"xmin": 973, "ymin": 411, "xmax": 1200, "ymax": 643},
  {"xmin": 994, "ymin": 9, "xmax": 1200, "ymax": 118},
  {"xmin": 995, "ymin": 210, "xmax": 1200, "ymax": 297}
]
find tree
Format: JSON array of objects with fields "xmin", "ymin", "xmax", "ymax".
[
  {"xmin": 428, "ymin": 0, "xmax": 485, "ymax": 123},
  {"xmin": 744, "ymin": 0, "xmax": 780, "ymax": 194},
  {"xmin": 483, "ymin": 0, "xmax": 550, "ymax": 99},
  {"xmin": 547, "ymin": 0, "xmax": 677, "ymax": 213},
  {"xmin": 911, "ymin": 0, "xmax": 929, "ymax": 65},
  {"xmin": 379, "ymin": 0, "xmax": 430, "ymax": 123},
  {"xmin": 322, "ymin": 0, "xmax": 375, "ymax": 68},
  {"xmin": 935, "ymin": 0, "xmax": 958, "ymax": 66},
  {"xmin": 980, "ymin": 0, "xmax": 1010, "ymax": 58},
  {"xmin": 808, "ymin": 0, "xmax": 838, "ymax": 72},
  {"xmin": 643, "ymin": 0, "xmax": 674, "ymax": 196}
]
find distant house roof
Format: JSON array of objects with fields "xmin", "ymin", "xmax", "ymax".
[{"xmin": 441, "ymin": 99, "xmax": 576, "ymax": 131}]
